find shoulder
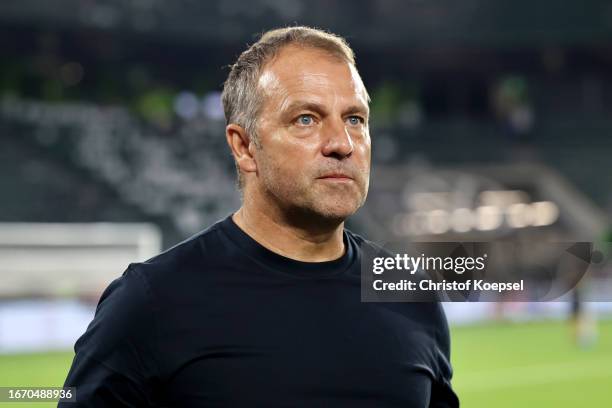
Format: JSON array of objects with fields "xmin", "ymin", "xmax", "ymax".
[
  {"xmin": 126, "ymin": 217, "xmax": 230, "ymax": 288},
  {"xmin": 344, "ymin": 228, "xmax": 373, "ymax": 247},
  {"xmin": 141, "ymin": 219, "xmax": 225, "ymax": 270},
  {"xmin": 344, "ymin": 228, "xmax": 452, "ymax": 350},
  {"xmin": 344, "ymin": 228, "xmax": 390, "ymax": 256},
  {"xmin": 344, "ymin": 228, "xmax": 399, "ymax": 276}
]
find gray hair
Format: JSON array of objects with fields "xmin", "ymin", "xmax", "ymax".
[{"xmin": 222, "ymin": 26, "xmax": 360, "ymax": 188}]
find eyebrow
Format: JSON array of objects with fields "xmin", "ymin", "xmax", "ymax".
[
  {"xmin": 343, "ymin": 104, "xmax": 370, "ymax": 117},
  {"xmin": 281, "ymin": 100, "xmax": 369, "ymax": 119},
  {"xmin": 282, "ymin": 101, "xmax": 327, "ymax": 117}
]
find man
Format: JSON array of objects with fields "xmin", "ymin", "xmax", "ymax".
[{"xmin": 61, "ymin": 26, "xmax": 459, "ymax": 407}]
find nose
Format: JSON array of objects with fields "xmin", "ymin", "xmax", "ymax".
[{"xmin": 321, "ymin": 118, "xmax": 354, "ymax": 159}]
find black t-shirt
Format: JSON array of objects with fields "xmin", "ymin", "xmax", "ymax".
[{"xmin": 61, "ymin": 215, "xmax": 459, "ymax": 407}]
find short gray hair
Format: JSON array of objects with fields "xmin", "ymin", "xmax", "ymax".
[{"xmin": 222, "ymin": 26, "xmax": 359, "ymax": 188}]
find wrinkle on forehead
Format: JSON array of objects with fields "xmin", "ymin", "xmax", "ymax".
[{"xmin": 257, "ymin": 48, "xmax": 369, "ymax": 114}]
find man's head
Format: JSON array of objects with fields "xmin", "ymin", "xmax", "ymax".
[{"xmin": 222, "ymin": 26, "xmax": 371, "ymax": 223}]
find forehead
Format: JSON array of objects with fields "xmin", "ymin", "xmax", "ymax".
[{"xmin": 257, "ymin": 45, "xmax": 368, "ymax": 108}]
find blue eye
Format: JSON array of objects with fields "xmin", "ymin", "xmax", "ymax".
[
  {"xmin": 347, "ymin": 116, "xmax": 364, "ymax": 126},
  {"xmin": 298, "ymin": 115, "xmax": 314, "ymax": 125}
]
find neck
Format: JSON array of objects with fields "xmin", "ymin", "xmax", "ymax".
[{"xmin": 232, "ymin": 201, "xmax": 346, "ymax": 262}]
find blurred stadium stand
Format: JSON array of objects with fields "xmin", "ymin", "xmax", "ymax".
[{"xmin": 2, "ymin": 98, "xmax": 240, "ymax": 245}]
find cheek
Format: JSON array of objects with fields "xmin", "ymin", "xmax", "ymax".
[
  {"xmin": 265, "ymin": 137, "xmax": 319, "ymax": 173},
  {"xmin": 355, "ymin": 138, "xmax": 372, "ymax": 166},
  {"xmin": 258, "ymin": 146, "xmax": 310, "ymax": 188}
]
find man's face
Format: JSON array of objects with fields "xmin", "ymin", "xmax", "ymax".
[{"xmin": 252, "ymin": 45, "xmax": 371, "ymax": 221}]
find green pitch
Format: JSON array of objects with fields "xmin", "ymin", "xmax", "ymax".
[
  {"xmin": 0, "ymin": 319, "xmax": 610, "ymax": 407},
  {"xmin": 451, "ymin": 318, "xmax": 612, "ymax": 407}
]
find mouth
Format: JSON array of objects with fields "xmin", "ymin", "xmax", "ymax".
[{"xmin": 317, "ymin": 173, "xmax": 354, "ymax": 182}]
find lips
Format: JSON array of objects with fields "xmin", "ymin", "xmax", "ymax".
[{"xmin": 317, "ymin": 172, "xmax": 354, "ymax": 180}]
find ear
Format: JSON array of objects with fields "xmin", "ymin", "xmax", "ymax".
[{"xmin": 226, "ymin": 124, "xmax": 257, "ymax": 174}]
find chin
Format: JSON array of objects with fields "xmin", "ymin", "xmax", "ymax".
[{"xmin": 312, "ymin": 200, "xmax": 362, "ymax": 221}]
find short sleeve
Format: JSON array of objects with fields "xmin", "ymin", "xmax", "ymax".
[{"xmin": 60, "ymin": 266, "xmax": 161, "ymax": 407}]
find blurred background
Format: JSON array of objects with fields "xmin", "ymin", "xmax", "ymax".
[{"xmin": 1, "ymin": 0, "xmax": 612, "ymax": 406}]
